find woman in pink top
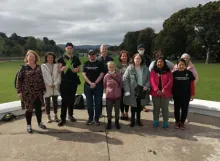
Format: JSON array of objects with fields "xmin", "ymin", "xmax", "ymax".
[
  {"xmin": 104, "ymin": 61, "xmax": 122, "ymax": 130},
  {"xmin": 173, "ymin": 53, "xmax": 199, "ymax": 84},
  {"xmin": 150, "ymin": 57, "xmax": 173, "ymax": 129}
]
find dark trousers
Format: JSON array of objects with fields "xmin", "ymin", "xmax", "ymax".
[
  {"xmin": 45, "ymin": 96, "xmax": 58, "ymax": 115},
  {"xmin": 25, "ymin": 97, "xmax": 42, "ymax": 125},
  {"xmin": 120, "ymin": 89, "xmax": 129, "ymax": 113},
  {"xmin": 106, "ymin": 99, "xmax": 120, "ymax": 120},
  {"xmin": 174, "ymin": 98, "xmax": 190, "ymax": 123},
  {"xmin": 131, "ymin": 98, "xmax": 142, "ymax": 120},
  {"xmin": 60, "ymin": 82, "xmax": 77, "ymax": 121},
  {"xmin": 84, "ymin": 83, "xmax": 103, "ymax": 121}
]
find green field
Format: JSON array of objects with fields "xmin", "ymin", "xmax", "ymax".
[{"xmin": 0, "ymin": 58, "xmax": 220, "ymax": 103}]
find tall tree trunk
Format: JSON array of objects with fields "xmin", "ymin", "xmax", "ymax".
[{"xmin": 205, "ymin": 48, "xmax": 210, "ymax": 64}]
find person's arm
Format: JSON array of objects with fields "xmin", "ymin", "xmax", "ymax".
[
  {"xmin": 162, "ymin": 72, "xmax": 173, "ymax": 92},
  {"xmin": 16, "ymin": 69, "xmax": 23, "ymax": 99},
  {"xmin": 190, "ymin": 80, "xmax": 195, "ymax": 101},
  {"xmin": 165, "ymin": 60, "xmax": 174, "ymax": 71},
  {"xmin": 144, "ymin": 68, "xmax": 150, "ymax": 90},
  {"xmin": 150, "ymin": 71, "xmax": 158, "ymax": 92},
  {"xmin": 148, "ymin": 61, "xmax": 155, "ymax": 72},
  {"xmin": 123, "ymin": 68, "xmax": 130, "ymax": 96},
  {"xmin": 82, "ymin": 72, "xmax": 92, "ymax": 85},
  {"xmin": 41, "ymin": 65, "xmax": 52, "ymax": 86},
  {"xmin": 53, "ymin": 64, "xmax": 61, "ymax": 86},
  {"xmin": 94, "ymin": 72, "xmax": 104, "ymax": 84}
]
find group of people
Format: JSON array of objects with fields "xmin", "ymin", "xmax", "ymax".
[{"xmin": 16, "ymin": 42, "xmax": 198, "ymax": 133}]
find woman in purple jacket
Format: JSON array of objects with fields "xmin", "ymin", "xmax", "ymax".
[{"xmin": 104, "ymin": 61, "xmax": 123, "ymax": 130}]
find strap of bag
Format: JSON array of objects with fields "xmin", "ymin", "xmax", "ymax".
[{"xmin": 109, "ymin": 74, "xmax": 120, "ymax": 86}]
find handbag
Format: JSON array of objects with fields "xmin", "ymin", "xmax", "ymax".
[{"xmin": 134, "ymin": 73, "xmax": 147, "ymax": 99}]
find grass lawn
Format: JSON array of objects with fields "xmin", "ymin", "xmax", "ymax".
[{"xmin": 0, "ymin": 58, "xmax": 220, "ymax": 103}]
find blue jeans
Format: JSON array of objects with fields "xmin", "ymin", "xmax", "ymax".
[{"xmin": 84, "ymin": 83, "xmax": 103, "ymax": 121}]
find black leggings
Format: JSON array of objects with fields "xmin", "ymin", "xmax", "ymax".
[
  {"xmin": 120, "ymin": 89, "xmax": 129, "ymax": 113},
  {"xmin": 45, "ymin": 96, "xmax": 58, "ymax": 115},
  {"xmin": 131, "ymin": 98, "xmax": 142, "ymax": 119},
  {"xmin": 174, "ymin": 98, "xmax": 190, "ymax": 123},
  {"xmin": 26, "ymin": 98, "xmax": 42, "ymax": 125}
]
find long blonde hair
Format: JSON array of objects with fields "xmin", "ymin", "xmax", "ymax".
[{"xmin": 24, "ymin": 50, "xmax": 40, "ymax": 64}]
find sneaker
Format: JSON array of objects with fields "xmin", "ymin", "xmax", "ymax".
[
  {"xmin": 69, "ymin": 116, "xmax": 76, "ymax": 122},
  {"xmin": 58, "ymin": 120, "xmax": 66, "ymax": 126},
  {"xmin": 174, "ymin": 122, "xmax": 180, "ymax": 129},
  {"xmin": 47, "ymin": 115, "xmax": 52, "ymax": 123},
  {"xmin": 27, "ymin": 125, "xmax": 33, "ymax": 133},
  {"xmin": 162, "ymin": 122, "xmax": 168, "ymax": 129},
  {"xmin": 86, "ymin": 120, "xmax": 93, "ymax": 125},
  {"xmin": 180, "ymin": 123, "xmax": 185, "ymax": 130},
  {"xmin": 153, "ymin": 121, "xmax": 159, "ymax": 128},
  {"xmin": 185, "ymin": 119, "xmax": 189, "ymax": 124},
  {"xmin": 94, "ymin": 120, "xmax": 100, "ymax": 126},
  {"xmin": 38, "ymin": 122, "xmax": 47, "ymax": 129}
]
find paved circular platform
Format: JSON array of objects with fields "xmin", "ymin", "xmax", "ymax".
[{"xmin": 0, "ymin": 107, "xmax": 220, "ymax": 161}]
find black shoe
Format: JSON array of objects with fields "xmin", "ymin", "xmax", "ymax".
[
  {"xmin": 27, "ymin": 125, "xmax": 33, "ymax": 133},
  {"xmin": 86, "ymin": 120, "xmax": 93, "ymax": 125},
  {"xmin": 38, "ymin": 122, "xmax": 47, "ymax": 129},
  {"xmin": 124, "ymin": 116, "xmax": 129, "ymax": 121},
  {"xmin": 120, "ymin": 116, "xmax": 124, "ymax": 120},
  {"xmin": 115, "ymin": 119, "xmax": 121, "ymax": 129},
  {"xmin": 106, "ymin": 119, "xmax": 112, "ymax": 129},
  {"xmin": 58, "ymin": 120, "xmax": 66, "ymax": 126},
  {"xmin": 69, "ymin": 116, "xmax": 76, "ymax": 122}
]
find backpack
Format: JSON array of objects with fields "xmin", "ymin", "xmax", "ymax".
[
  {"xmin": 74, "ymin": 94, "xmax": 85, "ymax": 109},
  {"xmin": 1, "ymin": 113, "xmax": 17, "ymax": 122},
  {"xmin": 14, "ymin": 65, "xmax": 26, "ymax": 88}
]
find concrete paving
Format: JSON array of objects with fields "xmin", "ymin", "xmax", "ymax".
[{"xmin": 0, "ymin": 106, "xmax": 220, "ymax": 161}]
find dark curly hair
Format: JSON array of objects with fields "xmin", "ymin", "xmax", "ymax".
[{"xmin": 44, "ymin": 52, "xmax": 56, "ymax": 64}]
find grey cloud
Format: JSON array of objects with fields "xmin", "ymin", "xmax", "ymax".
[{"xmin": 0, "ymin": 0, "xmax": 212, "ymax": 45}]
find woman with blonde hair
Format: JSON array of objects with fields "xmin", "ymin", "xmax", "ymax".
[{"xmin": 16, "ymin": 50, "xmax": 47, "ymax": 133}]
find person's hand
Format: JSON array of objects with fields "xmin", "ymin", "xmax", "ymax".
[
  {"xmin": 90, "ymin": 83, "xmax": 96, "ymax": 89},
  {"xmin": 61, "ymin": 66, "xmax": 67, "ymax": 71},
  {"xmin": 72, "ymin": 68, "xmax": 79, "ymax": 73},
  {"xmin": 162, "ymin": 89, "xmax": 165, "ymax": 95},
  {"xmin": 17, "ymin": 93, "xmax": 22, "ymax": 100},
  {"xmin": 190, "ymin": 96, "xmax": 194, "ymax": 101},
  {"xmin": 50, "ymin": 84, "xmax": 55, "ymax": 88},
  {"xmin": 157, "ymin": 90, "xmax": 162, "ymax": 96},
  {"xmin": 143, "ymin": 86, "xmax": 148, "ymax": 91}
]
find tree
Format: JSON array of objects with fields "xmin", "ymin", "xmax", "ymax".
[
  {"xmin": 43, "ymin": 37, "xmax": 49, "ymax": 45},
  {"xmin": 187, "ymin": 1, "xmax": 220, "ymax": 63},
  {"xmin": 0, "ymin": 36, "xmax": 5, "ymax": 54},
  {"xmin": 162, "ymin": 8, "xmax": 194, "ymax": 57},
  {"xmin": 25, "ymin": 36, "xmax": 37, "ymax": 50},
  {"xmin": 123, "ymin": 31, "xmax": 140, "ymax": 55},
  {"xmin": 11, "ymin": 44, "xmax": 24, "ymax": 56},
  {"xmin": 137, "ymin": 27, "xmax": 155, "ymax": 55}
]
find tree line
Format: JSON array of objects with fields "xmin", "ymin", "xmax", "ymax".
[
  {"xmin": 0, "ymin": 33, "xmax": 64, "ymax": 57},
  {"xmin": 119, "ymin": 1, "xmax": 220, "ymax": 63}
]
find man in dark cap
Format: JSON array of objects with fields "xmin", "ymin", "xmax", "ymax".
[
  {"xmin": 57, "ymin": 42, "xmax": 81, "ymax": 126},
  {"xmin": 137, "ymin": 44, "xmax": 152, "ymax": 68},
  {"xmin": 82, "ymin": 50, "xmax": 105, "ymax": 125}
]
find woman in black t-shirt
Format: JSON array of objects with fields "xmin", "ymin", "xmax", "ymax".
[{"xmin": 172, "ymin": 59, "xmax": 195, "ymax": 130}]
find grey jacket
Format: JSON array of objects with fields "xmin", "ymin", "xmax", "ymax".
[{"xmin": 123, "ymin": 64, "xmax": 150, "ymax": 107}]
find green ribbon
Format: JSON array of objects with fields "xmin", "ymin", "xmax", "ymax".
[{"xmin": 63, "ymin": 52, "xmax": 74, "ymax": 74}]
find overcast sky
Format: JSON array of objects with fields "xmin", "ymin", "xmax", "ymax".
[{"xmin": 0, "ymin": 0, "xmax": 213, "ymax": 45}]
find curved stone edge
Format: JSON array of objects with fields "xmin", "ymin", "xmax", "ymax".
[{"xmin": 0, "ymin": 94, "xmax": 220, "ymax": 119}]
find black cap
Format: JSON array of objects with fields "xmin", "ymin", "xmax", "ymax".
[
  {"xmin": 137, "ymin": 44, "xmax": 145, "ymax": 50},
  {"xmin": 88, "ymin": 50, "xmax": 96, "ymax": 55},
  {"xmin": 65, "ymin": 42, "xmax": 74, "ymax": 48}
]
